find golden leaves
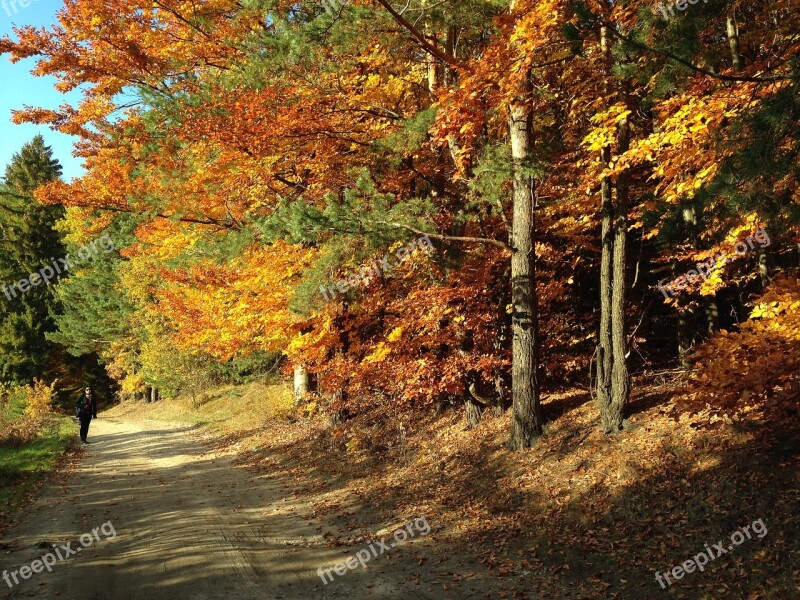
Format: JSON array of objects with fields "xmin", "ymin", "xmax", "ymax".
[{"xmin": 689, "ymin": 276, "xmax": 800, "ymax": 409}]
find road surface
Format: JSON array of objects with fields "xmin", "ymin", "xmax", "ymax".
[{"xmin": 0, "ymin": 418, "xmax": 438, "ymax": 599}]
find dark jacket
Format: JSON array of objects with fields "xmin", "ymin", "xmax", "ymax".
[{"xmin": 76, "ymin": 393, "xmax": 97, "ymax": 419}]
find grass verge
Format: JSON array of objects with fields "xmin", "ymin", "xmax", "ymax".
[{"xmin": 0, "ymin": 416, "xmax": 78, "ymax": 516}]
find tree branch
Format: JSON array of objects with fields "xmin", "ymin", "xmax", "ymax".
[
  {"xmin": 374, "ymin": 0, "xmax": 464, "ymax": 69},
  {"xmin": 70, "ymin": 203, "xmax": 238, "ymax": 229},
  {"xmin": 372, "ymin": 220, "xmax": 509, "ymax": 249},
  {"xmin": 604, "ymin": 20, "xmax": 792, "ymax": 83}
]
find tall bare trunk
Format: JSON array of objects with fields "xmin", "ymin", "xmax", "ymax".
[
  {"xmin": 506, "ymin": 0, "xmax": 543, "ymax": 449},
  {"xmin": 595, "ymin": 25, "xmax": 630, "ymax": 433},
  {"xmin": 597, "ymin": 141, "xmax": 614, "ymax": 423},
  {"xmin": 609, "ymin": 117, "xmax": 630, "ymax": 429},
  {"xmin": 678, "ymin": 310, "xmax": 693, "ymax": 369},
  {"xmin": 508, "ymin": 97, "xmax": 544, "ymax": 449}
]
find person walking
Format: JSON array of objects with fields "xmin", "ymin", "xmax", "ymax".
[{"xmin": 75, "ymin": 386, "xmax": 97, "ymax": 444}]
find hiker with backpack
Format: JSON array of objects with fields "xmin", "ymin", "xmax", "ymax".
[{"xmin": 75, "ymin": 386, "xmax": 97, "ymax": 444}]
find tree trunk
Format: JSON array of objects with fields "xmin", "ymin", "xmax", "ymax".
[
  {"xmin": 726, "ymin": 10, "xmax": 743, "ymax": 72},
  {"xmin": 293, "ymin": 364, "xmax": 309, "ymax": 406},
  {"xmin": 682, "ymin": 205, "xmax": 698, "ymax": 244},
  {"xmin": 757, "ymin": 246, "xmax": 770, "ymax": 289},
  {"xmin": 705, "ymin": 300, "xmax": 720, "ymax": 334},
  {"xmin": 678, "ymin": 310, "xmax": 693, "ymax": 369},
  {"xmin": 465, "ymin": 395, "xmax": 484, "ymax": 429},
  {"xmin": 595, "ymin": 25, "xmax": 630, "ymax": 433},
  {"xmin": 596, "ymin": 140, "xmax": 614, "ymax": 430},
  {"xmin": 493, "ymin": 265, "xmax": 512, "ymax": 416},
  {"xmin": 508, "ymin": 94, "xmax": 544, "ymax": 450},
  {"xmin": 609, "ymin": 117, "xmax": 631, "ymax": 430}
]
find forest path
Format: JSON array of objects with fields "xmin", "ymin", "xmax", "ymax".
[{"xmin": 0, "ymin": 417, "xmax": 435, "ymax": 599}]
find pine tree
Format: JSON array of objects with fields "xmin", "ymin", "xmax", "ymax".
[
  {"xmin": 47, "ymin": 230, "xmax": 134, "ymax": 357},
  {"xmin": 0, "ymin": 135, "xmax": 65, "ymax": 383}
]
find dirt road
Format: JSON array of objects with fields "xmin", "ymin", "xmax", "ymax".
[{"xmin": 0, "ymin": 418, "xmax": 440, "ymax": 599}]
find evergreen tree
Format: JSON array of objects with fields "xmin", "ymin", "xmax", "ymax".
[
  {"xmin": 0, "ymin": 135, "xmax": 65, "ymax": 383},
  {"xmin": 47, "ymin": 231, "xmax": 134, "ymax": 357}
]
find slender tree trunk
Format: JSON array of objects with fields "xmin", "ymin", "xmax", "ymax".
[
  {"xmin": 683, "ymin": 205, "xmax": 698, "ymax": 244},
  {"xmin": 705, "ymin": 300, "xmax": 720, "ymax": 334},
  {"xmin": 595, "ymin": 25, "xmax": 629, "ymax": 433},
  {"xmin": 727, "ymin": 10, "xmax": 743, "ymax": 72},
  {"xmin": 680, "ymin": 204, "xmax": 720, "ymax": 335},
  {"xmin": 493, "ymin": 265, "xmax": 512, "ymax": 416},
  {"xmin": 678, "ymin": 310, "xmax": 693, "ymax": 369},
  {"xmin": 596, "ymin": 140, "xmax": 614, "ymax": 427},
  {"xmin": 609, "ymin": 117, "xmax": 630, "ymax": 429},
  {"xmin": 507, "ymin": 0, "xmax": 543, "ymax": 450},
  {"xmin": 757, "ymin": 247, "xmax": 770, "ymax": 288},
  {"xmin": 508, "ymin": 96, "xmax": 544, "ymax": 449}
]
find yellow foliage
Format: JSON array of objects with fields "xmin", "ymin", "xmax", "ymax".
[
  {"xmin": 689, "ymin": 277, "xmax": 800, "ymax": 409},
  {"xmin": 387, "ymin": 327, "xmax": 404, "ymax": 342},
  {"xmin": 363, "ymin": 342, "xmax": 391, "ymax": 364},
  {"xmin": 22, "ymin": 378, "xmax": 57, "ymax": 420}
]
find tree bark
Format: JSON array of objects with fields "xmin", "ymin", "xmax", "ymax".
[
  {"xmin": 596, "ymin": 141, "xmax": 614, "ymax": 429},
  {"xmin": 465, "ymin": 400, "xmax": 483, "ymax": 428},
  {"xmin": 493, "ymin": 265, "xmax": 512, "ymax": 416},
  {"xmin": 293, "ymin": 364, "xmax": 309, "ymax": 406},
  {"xmin": 727, "ymin": 10, "xmax": 743, "ymax": 72},
  {"xmin": 678, "ymin": 310, "xmax": 693, "ymax": 369},
  {"xmin": 705, "ymin": 300, "xmax": 720, "ymax": 334},
  {"xmin": 757, "ymin": 246, "xmax": 770, "ymax": 289},
  {"xmin": 466, "ymin": 384, "xmax": 485, "ymax": 428},
  {"xmin": 595, "ymin": 25, "xmax": 630, "ymax": 433},
  {"xmin": 508, "ymin": 94, "xmax": 544, "ymax": 449},
  {"xmin": 609, "ymin": 117, "xmax": 630, "ymax": 428}
]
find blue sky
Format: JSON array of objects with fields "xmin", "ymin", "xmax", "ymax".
[{"xmin": 1, "ymin": 0, "xmax": 84, "ymax": 181}]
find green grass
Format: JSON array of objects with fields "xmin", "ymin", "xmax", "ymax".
[
  {"xmin": 0, "ymin": 416, "xmax": 77, "ymax": 513},
  {"xmin": 2, "ymin": 392, "xmax": 26, "ymax": 419}
]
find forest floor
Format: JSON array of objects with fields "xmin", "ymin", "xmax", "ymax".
[{"xmin": 0, "ymin": 378, "xmax": 797, "ymax": 599}]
